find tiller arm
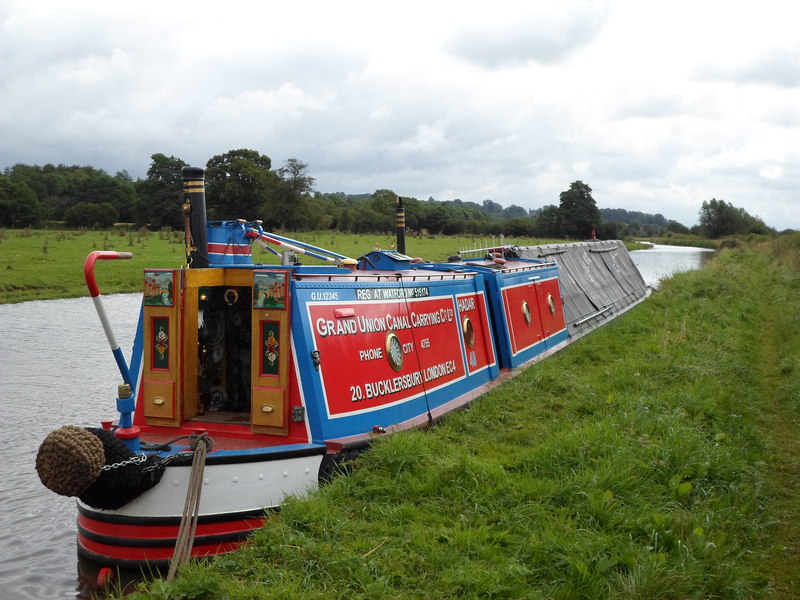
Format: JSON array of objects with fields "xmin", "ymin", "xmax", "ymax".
[{"xmin": 84, "ymin": 251, "xmax": 134, "ymax": 387}]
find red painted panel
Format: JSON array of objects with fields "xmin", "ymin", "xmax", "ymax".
[
  {"xmin": 308, "ymin": 297, "xmax": 466, "ymax": 417},
  {"xmin": 207, "ymin": 243, "xmax": 252, "ymax": 255},
  {"xmin": 534, "ymin": 277, "xmax": 567, "ymax": 338},
  {"xmin": 501, "ymin": 283, "xmax": 545, "ymax": 354},
  {"xmin": 455, "ymin": 292, "xmax": 496, "ymax": 374}
]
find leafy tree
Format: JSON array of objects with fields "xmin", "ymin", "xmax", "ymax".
[
  {"xmin": 504, "ymin": 217, "xmax": 534, "ymax": 236},
  {"xmin": 597, "ymin": 220, "xmax": 628, "ymax": 240},
  {"xmin": 64, "ymin": 201, "xmax": 118, "ymax": 227},
  {"xmin": 6, "ymin": 163, "xmax": 72, "ymax": 220},
  {"xmin": 134, "ymin": 153, "xmax": 187, "ymax": 228},
  {"xmin": 367, "ymin": 189, "xmax": 398, "ymax": 232},
  {"xmin": 595, "ymin": 208, "xmax": 686, "ymax": 237},
  {"xmin": 63, "ymin": 167, "xmax": 136, "ymax": 222},
  {"xmin": 205, "ymin": 149, "xmax": 277, "ymax": 220},
  {"xmin": 532, "ymin": 205, "xmax": 561, "ymax": 237},
  {"xmin": 1, "ymin": 157, "xmax": 724, "ymax": 239},
  {"xmin": 335, "ymin": 206, "xmax": 356, "ymax": 232},
  {"xmin": 116, "ymin": 170, "xmax": 133, "ymax": 183},
  {"xmin": 399, "ymin": 195, "xmax": 421, "ymax": 232},
  {"xmin": 276, "ymin": 158, "xmax": 315, "ymax": 195},
  {"xmin": 558, "ymin": 181, "xmax": 601, "ymax": 239},
  {"xmin": 267, "ymin": 158, "xmax": 319, "ymax": 230},
  {"xmin": 503, "ymin": 204, "xmax": 528, "ymax": 219},
  {"xmin": 482, "ymin": 199, "xmax": 504, "ymax": 216},
  {"xmin": 697, "ymin": 198, "xmax": 773, "ymax": 238},
  {"xmin": 419, "ymin": 203, "xmax": 451, "ymax": 235},
  {"xmin": 0, "ymin": 175, "xmax": 42, "ymax": 227},
  {"xmin": 666, "ymin": 220, "xmax": 690, "ymax": 234}
]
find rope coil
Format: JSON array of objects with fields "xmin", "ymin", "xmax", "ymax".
[{"xmin": 167, "ymin": 432, "xmax": 213, "ymax": 581}]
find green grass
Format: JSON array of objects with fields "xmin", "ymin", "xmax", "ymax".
[
  {"xmin": 644, "ymin": 233, "xmax": 719, "ymax": 249},
  {"xmin": 112, "ymin": 235, "xmax": 800, "ymax": 599},
  {"xmin": 0, "ymin": 228, "xmax": 187, "ymax": 303}
]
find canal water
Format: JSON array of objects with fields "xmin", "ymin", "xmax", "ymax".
[
  {"xmin": 0, "ymin": 294, "xmax": 141, "ymax": 599},
  {"xmin": 631, "ymin": 243, "xmax": 715, "ymax": 288},
  {"xmin": 0, "ymin": 244, "xmax": 712, "ymax": 599}
]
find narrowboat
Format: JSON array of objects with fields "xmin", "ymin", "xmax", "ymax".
[{"xmin": 36, "ymin": 167, "xmax": 649, "ymax": 570}]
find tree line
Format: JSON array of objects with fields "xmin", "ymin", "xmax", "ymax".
[{"xmin": 0, "ymin": 148, "xmax": 778, "ymax": 239}]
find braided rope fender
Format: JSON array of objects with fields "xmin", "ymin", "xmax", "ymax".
[
  {"xmin": 36, "ymin": 426, "xmax": 166, "ymax": 510},
  {"xmin": 36, "ymin": 425, "xmax": 105, "ymax": 496}
]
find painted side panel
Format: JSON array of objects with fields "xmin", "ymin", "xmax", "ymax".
[
  {"xmin": 502, "ymin": 280, "xmax": 546, "ymax": 355},
  {"xmin": 455, "ymin": 291, "xmax": 497, "ymax": 376},
  {"xmin": 141, "ymin": 270, "xmax": 181, "ymax": 427},
  {"xmin": 251, "ymin": 270, "xmax": 292, "ymax": 435},
  {"xmin": 309, "ymin": 296, "xmax": 465, "ymax": 418},
  {"xmin": 486, "ymin": 265, "xmax": 568, "ymax": 368},
  {"xmin": 289, "ymin": 276, "xmax": 498, "ymax": 442},
  {"xmin": 535, "ymin": 276, "xmax": 569, "ymax": 350}
]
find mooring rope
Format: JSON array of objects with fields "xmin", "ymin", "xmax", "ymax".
[{"xmin": 167, "ymin": 432, "xmax": 213, "ymax": 582}]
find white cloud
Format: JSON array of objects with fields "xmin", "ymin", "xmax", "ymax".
[
  {"xmin": 696, "ymin": 48, "xmax": 800, "ymax": 89},
  {"xmin": 1, "ymin": 0, "xmax": 799, "ymax": 229},
  {"xmin": 444, "ymin": 2, "xmax": 610, "ymax": 68}
]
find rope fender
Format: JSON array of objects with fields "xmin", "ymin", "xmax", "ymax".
[
  {"xmin": 36, "ymin": 425, "xmax": 166, "ymax": 510},
  {"xmin": 38, "ymin": 427, "xmax": 215, "ymax": 572}
]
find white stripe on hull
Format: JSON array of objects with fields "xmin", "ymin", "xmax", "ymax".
[{"xmin": 81, "ymin": 453, "xmax": 324, "ymax": 518}]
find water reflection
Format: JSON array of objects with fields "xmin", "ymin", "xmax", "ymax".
[{"xmin": 631, "ymin": 243, "xmax": 715, "ymax": 287}]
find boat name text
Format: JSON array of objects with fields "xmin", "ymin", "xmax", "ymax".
[
  {"xmin": 457, "ymin": 297, "xmax": 476, "ymax": 312},
  {"xmin": 315, "ymin": 309, "xmax": 455, "ymax": 337}
]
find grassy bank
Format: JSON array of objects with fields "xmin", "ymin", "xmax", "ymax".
[
  {"xmin": 117, "ymin": 235, "xmax": 800, "ymax": 599},
  {"xmin": 0, "ymin": 228, "xmax": 567, "ymax": 304},
  {"xmin": 645, "ymin": 232, "xmax": 777, "ymax": 251},
  {"xmin": 0, "ymin": 228, "xmax": 185, "ymax": 304}
]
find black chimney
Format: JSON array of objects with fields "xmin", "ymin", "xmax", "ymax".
[
  {"xmin": 182, "ymin": 166, "xmax": 208, "ymax": 268},
  {"xmin": 395, "ymin": 196, "xmax": 406, "ymax": 255}
]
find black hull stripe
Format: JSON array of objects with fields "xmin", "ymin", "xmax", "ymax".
[
  {"xmin": 77, "ymin": 545, "xmax": 172, "ymax": 570},
  {"xmin": 164, "ymin": 444, "xmax": 326, "ymax": 467},
  {"xmin": 78, "ymin": 503, "xmax": 276, "ymax": 525}
]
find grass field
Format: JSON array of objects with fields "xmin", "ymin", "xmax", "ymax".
[
  {"xmin": 0, "ymin": 227, "xmax": 577, "ymax": 304},
  {"xmin": 104, "ymin": 234, "xmax": 800, "ymax": 600}
]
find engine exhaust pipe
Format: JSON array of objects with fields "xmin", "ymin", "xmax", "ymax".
[
  {"xmin": 182, "ymin": 166, "xmax": 208, "ymax": 268},
  {"xmin": 395, "ymin": 196, "xmax": 406, "ymax": 255}
]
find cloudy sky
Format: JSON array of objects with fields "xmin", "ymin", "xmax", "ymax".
[{"xmin": 1, "ymin": 0, "xmax": 798, "ymax": 229}]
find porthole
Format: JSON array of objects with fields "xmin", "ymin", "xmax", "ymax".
[
  {"xmin": 522, "ymin": 301, "xmax": 531, "ymax": 325},
  {"xmin": 547, "ymin": 293, "xmax": 556, "ymax": 316},
  {"xmin": 385, "ymin": 332, "xmax": 403, "ymax": 371},
  {"xmin": 462, "ymin": 317, "xmax": 475, "ymax": 348}
]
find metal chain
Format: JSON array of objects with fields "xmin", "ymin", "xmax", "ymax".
[
  {"xmin": 100, "ymin": 454, "xmax": 149, "ymax": 471},
  {"xmin": 142, "ymin": 452, "xmax": 183, "ymax": 472},
  {"xmin": 101, "ymin": 434, "xmax": 213, "ymax": 472},
  {"xmin": 100, "ymin": 451, "xmax": 188, "ymax": 472}
]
